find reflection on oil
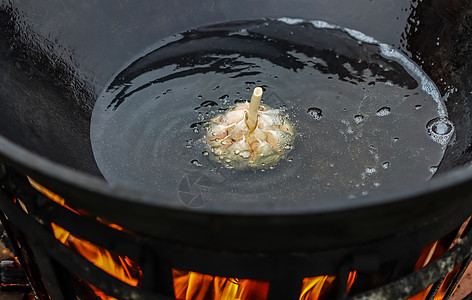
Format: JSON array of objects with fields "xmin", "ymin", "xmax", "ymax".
[{"xmin": 91, "ymin": 19, "xmax": 452, "ymax": 209}]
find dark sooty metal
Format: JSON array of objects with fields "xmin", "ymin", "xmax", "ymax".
[
  {"xmin": 0, "ymin": 0, "xmax": 472, "ymax": 265},
  {"xmin": 1, "ymin": 2, "xmax": 472, "ymax": 299},
  {"xmin": 0, "ymin": 166, "xmax": 471, "ymax": 299}
]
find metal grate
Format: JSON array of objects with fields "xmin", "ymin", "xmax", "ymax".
[{"xmin": 0, "ymin": 165, "xmax": 471, "ymax": 300}]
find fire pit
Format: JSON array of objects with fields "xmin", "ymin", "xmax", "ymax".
[{"xmin": 1, "ymin": 0, "xmax": 472, "ymax": 299}]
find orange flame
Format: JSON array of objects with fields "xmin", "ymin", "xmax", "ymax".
[
  {"xmin": 172, "ymin": 269, "xmax": 270, "ymax": 300},
  {"xmin": 29, "ymin": 176, "xmax": 471, "ymax": 300},
  {"xmin": 86, "ymin": 282, "xmax": 119, "ymax": 300},
  {"xmin": 299, "ymin": 271, "xmax": 357, "ymax": 300},
  {"xmin": 28, "ymin": 177, "xmax": 130, "ymax": 233},
  {"xmin": 299, "ymin": 275, "xmax": 334, "ymax": 300},
  {"xmin": 407, "ymin": 243, "xmax": 459, "ymax": 300},
  {"xmin": 51, "ymin": 223, "xmax": 141, "ymax": 287},
  {"xmin": 27, "ymin": 177, "xmax": 81, "ymax": 214},
  {"xmin": 407, "ymin": 217, "xmax": 471, "ymax": 300},
  {"xmin": 26, "ymin": 177, "xmax": 141, "ymax": 299},
  {"xmin": 28, "ymin": 177, "xmax": 142, "ymax": 289}
]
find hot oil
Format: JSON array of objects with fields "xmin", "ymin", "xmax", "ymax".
[{"xmin": 90, "ymin": 19, "xmax": 453, "ymax": 210}]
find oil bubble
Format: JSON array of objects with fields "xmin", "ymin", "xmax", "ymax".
[
  {"xmin": 284, "ymin": 144, "xmax": 294, "ymax": 150},
  {"xmin": 376, "ymin": 107, "xmax": 391, "ymax": 116},
  {"xmin": 354, "ymin": 115, "xmax": 364, "ymax": 124},
  {"xmin": 241, "ymin": 152, "xmax": 251, "ymax": 159},
  {"xmin": 194, "ymin": 100, "xmax": 218, "ymax": 110},
  {"xmin": 426, "ymin": 117, "xmax": 454, "ymax": 146},
  {"xmin": 431, "ymin": 120, "xmax": 453, "ymax": 135},
  {"xmin": 185, "ymin": 139, "xmax": 194, "ymax": 149},
  {"xmin": 191, "ymin": 159, "xmax": 203, "ymax": 167},
  {"xmin": 307, "ymin": 107, "xmax": 323, "ymax": 119}
]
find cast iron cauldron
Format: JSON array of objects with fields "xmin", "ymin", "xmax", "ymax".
[{"xmin": 0, "ymin": 0, "xmax": 471, "ymax": 253}]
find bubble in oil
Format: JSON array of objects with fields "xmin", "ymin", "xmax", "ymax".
[
  {"xmin": 284, "ymin": 144, "xmax": 294, "ymax": 150},
  {"xmin": 431, "ymin": 120, "xmax": 453, "ymax": 135},
  {"xmin": 219, "ymin": 94, "xmax": 229, "ymax": 100},
  {"xmin": 426, "ymin": 117, "xmax": 454, "ymax": 146},
  {"xmin": 354, "ymin": 115, "xmax": 364, "ymax": 124},
  {"xmin": 185, "ymin": 139, "xmax": 194, "ymax": 149},
  {"xmin": 191, "ymin": 159, "xmax": 203, "ymax": 167},
  {"xmin": 194, "ymin": 100, "xmax": 218, "ymax": 110},
  {"xmin": 241, "ymin": 152, "xmax": 251, "ymax": 159},
  {"xmin": 91, "ymin": 18, "xmax": 452, "ymax": 207},
  {"xmin": 307, "ymin": 107, "xmax": 323, "ymax": 119},
  {"xmin": 376, "ymin": 107, "xmax": 391, "ymax": 116}
]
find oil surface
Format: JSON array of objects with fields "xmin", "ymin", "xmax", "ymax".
[{"xmin": 90, "ymin": 19, "xmax": 453, "ymax": 210}]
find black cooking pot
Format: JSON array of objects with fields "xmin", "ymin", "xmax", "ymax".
[{"xmin": 0, "ymin": 0, "xmax": 471, "ymax": 253}]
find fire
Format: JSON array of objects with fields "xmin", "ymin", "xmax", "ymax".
[
  {"xmin": 299, "ymin": 271, "xmax": 357, "ymax": 300},
  {"xmin": 408, "ymin": 217, "xmax": 471, "ymax": 300},
  {"xmin": 27, "ymin": 177, "xmax": 81, "ymax": 214},
  {"xmin": 28, "ymin": 177, "xmax": 130, "ymax": 232},
  {"xmin": 27, "ymin": 176, "xmax": 471, "ymax": 299},
  {"xmin": 51, "ymin": 223, "xmax": 142, "ymax": 287},
  {"xmin": 299, "ymin": 275, "xmax": 335, "ymax": 300},
  {"xmin": 87, "ymin": 282, "xmax": 119, "ymax": 300},
  {"xmin": 27, "ymin": 177, "xmax": 142, "ymax": 299},
  {"xmin": 407, "ymin": 240, "xmax": 458, "ymax": 300},
  {"xmin": 172, "ymin": 269, "xmax": 270, "ymax": 300}
]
